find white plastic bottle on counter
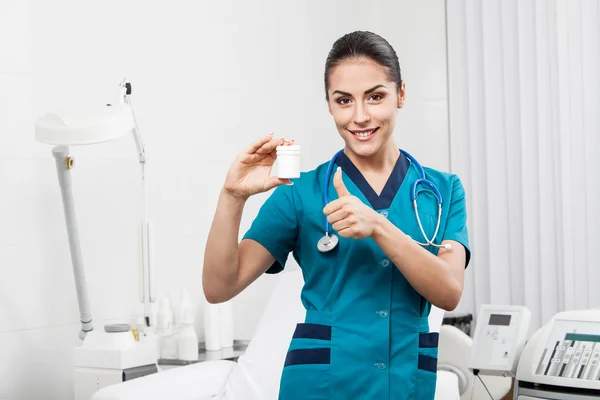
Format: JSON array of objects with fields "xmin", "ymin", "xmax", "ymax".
[
  {"xmin": 203, "ymin": 299, "xmax": 222, "ymax": 351},
  {"xmin": 156, "ymin": 297, "xmax": 173, "ymax": 333},
  {"xmin": 168, "ymin": 291, "xmax": 181, "ymax": 327},
  {"xmin": 220, "ymin": 301, "xmax": 234, "ymax": 348},
  {"xmin": 156, "ymin": 297, "xmax": 177, "ymax": 359},
  {"xmin": 179, "ymin": 289, "xmax": 192, "ymax": 327},
  {"xmin": 178, "ymin": 307, "xmax": 198, "ymax": 361}
]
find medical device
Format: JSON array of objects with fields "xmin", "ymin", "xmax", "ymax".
[
  {"xmin": 469, "ymin": 304, "xmax": 531, "ymax": 377},
  {"xmin": 317, "ymin": 148, "xmax": 450, "ymax": 253},
  {"xmin": 514, "ymin": 308, "xmax": 600, "ymax": 399},
  {"xmin": 73, "ymin": 323, "xmax": 158, "ymax": 400},
  {"xmin": 35, "ymin": 81, "xmax": 159, "ymax": 399},
  {"xmin": 34, "ymin": 79, "xmax": 156, "ymax": 337}
]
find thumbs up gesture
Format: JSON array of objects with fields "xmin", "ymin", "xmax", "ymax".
[
  {"xmin": 333, "ymin": 165, "xmax": 350, "ymax": 197},
  {"xmin": 322, "ymin": 167, "xmax": 383, "ymax": 239}
]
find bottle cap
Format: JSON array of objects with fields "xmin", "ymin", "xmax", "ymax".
[{"xmin": 276, "ymin": 145, "xmax": 300, "ymax": 152}]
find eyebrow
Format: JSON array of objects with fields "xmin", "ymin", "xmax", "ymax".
[{"xmin": 331, "ymin": 84, "xmax": 388, "ymax": 97}]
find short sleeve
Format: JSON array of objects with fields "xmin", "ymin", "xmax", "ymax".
[
  {"xmin": 443, "ymin": 175, "xmax": 471, "ymax": 268},
  {"xmin": 242, "ymin": 184, "xmax": 299, "ymax": 274}
]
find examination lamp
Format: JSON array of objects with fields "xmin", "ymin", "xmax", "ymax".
[{"xmin": 35, "ymin": 80, "xmax": 156, "ymax": 340}]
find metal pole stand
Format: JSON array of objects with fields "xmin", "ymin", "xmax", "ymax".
[{"xmin": 52, "ymin": 145, "xmax": 94, "ymax": 340}]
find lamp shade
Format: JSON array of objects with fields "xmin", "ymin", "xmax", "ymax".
[{"xmin": 35, "ymin": 104, "xmax": 135, "ymax": 146}]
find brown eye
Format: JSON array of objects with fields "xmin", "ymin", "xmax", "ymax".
[
  {"xmin": 370, "ymin": 94, "xmax": 384, "ymax": 102},
  {"xmin": 337, "ymin": 98, "xmax": 351, "ymax": 105}
]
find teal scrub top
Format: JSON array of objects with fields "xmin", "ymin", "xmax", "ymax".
[{"xmin": 243, "ymin": 151, "xmax": 470, "ymax": 400}]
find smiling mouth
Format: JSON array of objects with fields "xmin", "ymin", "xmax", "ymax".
[{"xmin": 348, "ymin": 127, "xmax": 379, "ymax": 139}]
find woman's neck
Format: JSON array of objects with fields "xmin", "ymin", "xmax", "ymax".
[{"xmin": 344, "ymin": 142, "xmax": 400, "ymax": 175}]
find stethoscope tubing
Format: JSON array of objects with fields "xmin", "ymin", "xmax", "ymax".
[{"xmin": 318, "ymin": 149, "xmax": 448, "ymax": 252}]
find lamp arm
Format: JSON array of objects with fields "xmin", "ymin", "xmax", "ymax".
[
  {"xmin": 119, "ymin": 80, "xmax": 156, "ymax": 326},
  {"xmin": 126, "ymin": 106, "xmax": 146, "ymax": 164},
  {"xmin": 118, "ymin": 80, "xmax": 146, "ymax": 164}
]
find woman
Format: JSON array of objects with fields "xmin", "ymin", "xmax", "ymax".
[{"xmin": 203, "ymin": 31, "xmax": 470, "ymax": 400}]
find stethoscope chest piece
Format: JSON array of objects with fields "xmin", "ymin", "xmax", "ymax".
[{"xmin": 317, "ymin": 233, "xmax": 339, "ymax": 253}]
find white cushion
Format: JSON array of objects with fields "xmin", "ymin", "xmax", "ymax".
[
  {"xmin": 435, "ymin": 370, "xmax": 460, "ymax": 400},
  {"xmin": 429, "ymin": 305, "xmax": 445, "ymax": 333},
  {"xmin": 91, "ymin": 360, "xmax": 236, "ymax": 400}
]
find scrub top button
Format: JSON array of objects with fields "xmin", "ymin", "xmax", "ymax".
[
  {"xmin": 380, "ymin": 258, "xmax": 390, "ymax": 267},
  {"xmin": 376, "ymin": 310, "xmax": 388, "ymax": 318},
  {"xmin": 374, "ymin": 361, "xmax": 387, "ymax": 370},
  {"xmin": 380, "ymin": 210, "xmax": 389, "ymax": 218}
]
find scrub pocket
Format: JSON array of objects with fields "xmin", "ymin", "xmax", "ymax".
[
  {"xmin": 279, "ymin": 323, "xmax": 331, "ymax": 400},
  {"xmin": 413, "ymin": 332, "xmax": 439, "ymax": 400}
]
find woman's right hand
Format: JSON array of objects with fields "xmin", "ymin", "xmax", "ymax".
[{"xmin": 223, "ymin": 133, "xmax": 294, "ymax": 200}]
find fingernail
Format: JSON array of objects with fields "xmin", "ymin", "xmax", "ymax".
[
  {"xmin": 268, "ymin": 132, "xmax": 274, "ymax": 135},
  {"xmin": 285, "ymin": 182, "xmax": 294, "ymax": 186},
  {"xmin": 337, "ymin": 166, "xmax": 341, "ymax": 173}
]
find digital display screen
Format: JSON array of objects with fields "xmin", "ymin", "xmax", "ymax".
[{"xmin": 489, "ymin": 314, "xmax": 511, "ymax": 326}]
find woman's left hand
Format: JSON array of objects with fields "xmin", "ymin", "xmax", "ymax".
[{"xmin": 323, "ymin": 167, "xmax": 383, "ymax": 239}]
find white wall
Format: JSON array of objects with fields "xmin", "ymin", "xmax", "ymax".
[{"xmin": 0, "ymin": 0, "xmax": 449, "ymax": 398}]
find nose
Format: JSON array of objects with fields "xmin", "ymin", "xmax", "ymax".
[{"xmin": 353, "ymin": 103, "xmax": 370, "ymax": 124}]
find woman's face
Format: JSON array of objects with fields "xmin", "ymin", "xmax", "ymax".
[{"xmin": 327, "ymin": 57, "xmax": 405, "ymax": 159}]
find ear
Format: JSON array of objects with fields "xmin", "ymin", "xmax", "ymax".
[
  {"xmin": 397, "ymin": 81, "xmax": 406, "ymax": 108},
  {"xmin": 327, "ymin": 99, "xmax": 333, "ymax": 115}
]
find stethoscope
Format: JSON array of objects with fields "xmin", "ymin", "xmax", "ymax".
[{"xmin": 317, "ymin": 149, "xmax": 452, "ymax": 253}]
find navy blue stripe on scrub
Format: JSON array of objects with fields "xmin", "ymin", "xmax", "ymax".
[
  {"xmin": 335, "ymin": 152, "xmax": 410, "ymax": 210},
  {"xmin": 284, "ymin": 348, "xmax": 331, "ymax": 367},
  {"xmin": 292, "ymin": 323, "xmax": 332, "ymax": 340},
  {"xmin": 418, "ymin": 354, "xmax": 438, "ymax": 373},
  {"xmin": 419, "ymin": 332, "xmax": 439, "ymax": 348},
  {"xmin": 265, "ymin": 261, "xmax": 284, "ymax": 274}
]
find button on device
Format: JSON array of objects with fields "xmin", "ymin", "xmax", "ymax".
[
  {"xmin": 380, "ymin": 210, "xmax": 389, "ymax": 218},
  {"xmin": 376, "ymin": 310, "xmax": 388, "ymax": 318},
  {"xmin": 374, "ymin": 361, "xmax": 387, "ymax": 370},
  {"xmin": 380, "ymin": 258, "xmax": 390, "ymax": 267}
]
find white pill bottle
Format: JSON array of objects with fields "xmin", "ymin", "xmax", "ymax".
[{"xmin": 276, "ymin": 145, "xmax": 301, "ymax": 179}]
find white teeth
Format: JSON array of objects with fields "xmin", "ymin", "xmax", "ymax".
[{"xmin": 353, "ymin": 129, "xmax": 375, "ymax": 138}]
